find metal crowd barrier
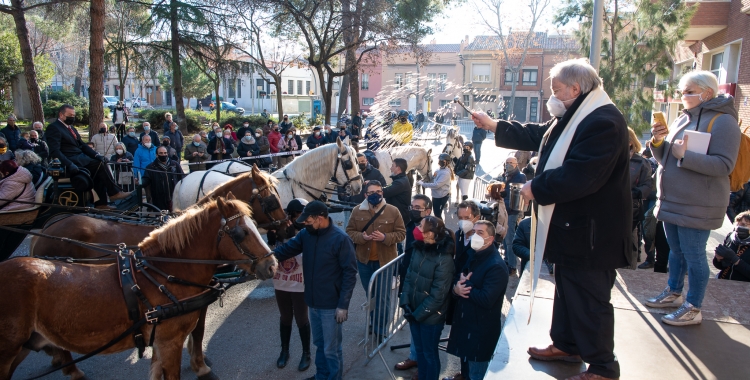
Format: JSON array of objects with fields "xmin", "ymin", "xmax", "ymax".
[
  {"xmin": 473, "ymin": 175, "xmax": 492, "ymax": 200},
  {"xmin": 107, "ymin": 162, "xmax": 135, "ymax": 192},
  {"xmin": 360, "ymin": 254, "xmax": 406, "ymax": 380}
]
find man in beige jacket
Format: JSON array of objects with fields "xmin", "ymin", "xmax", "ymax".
[{"xmin": 346, "ymin": 180, "xmax": 406, "ymax": 337}]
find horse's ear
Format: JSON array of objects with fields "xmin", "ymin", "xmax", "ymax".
[
  {"xmin": 336, "ymin": 136, "xmax": 343, "ymax": 147},
  {"xmin": 226, "ymin": 191, "xmax": 236, "ymax": 200},
  {"xmin": 427, "ymin": 148, "xmax": 432, "ymax": 155},
  {"xmin": 251, "ymin": 163, "xmax": 260, "ymax": 174}
]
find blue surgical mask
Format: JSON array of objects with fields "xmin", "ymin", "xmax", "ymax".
[
  {"xmin": 128, "ymin": 132, "xmax": 136, "ymax": 138},
  {"xmin": 367, "ymin": 193, "xmax": 383, "ymax": 206},
  {"xmin": 193, "ymin": 142, "xmax": 201, "ymax": 147}
]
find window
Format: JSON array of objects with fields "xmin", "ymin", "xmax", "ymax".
[
  {"xmin": 361, "ymin": 73, "xmax": 369, "ymax": 90},
  {"xmin": 297, "ymin": 80, "xmax": 302, "ymax": 96},
  {"xmin": 389, "ymin": 98, "xmax": 401, "ymax": 106},
  {"xmin": 104, "ymin": 85, "xmax": 110, "ymax": 96},
  {"xmin": 228, "ymin": 79, "xmax": 236, "ymax": 98},
  {"xmin": 406, "ymin": 72, "xmax": 413, "ymax": 90},
  {"xmin": 438, "ymin": 73, "xmax": 447, "ymax": 92},
  {"xmin": 363, "ymin": 98, "xmax": 375, "ymax": 106},
  {"xmin": 287, "ymin": 80, "xmax": 294, "ymax": 94},
  {"xmin": 530, "ymin": 97, "xmax": 538, "ymax": 121},
  {"xmin": 395, "ymin": 73, "xmax": 403, "ymax": 89},
  {"xmin": 237, "ymin": 79, "xmax": 241, "ymax": 98},
  {"xmin": 472, "ymin": 64, "xmax": 491, "ymax": 83},
  {"xmin": 427, "ymin": 73, "xmax": 436, "ymax": 89},
  {"xmin": 710, "ymin": 53, "xmax": 723, "ymax": 80},
  {"xmin": 505, "ymin": 69, "xmax": 516, "ymax": 84},
  {"xmin": 241, "ymin": 62, "xmax": 250, "ymax": 74},
  {"xmin": 439, "ymin": 99, "xmax": 450, "ymax": 108},
  {"xmin": 522, "ymin": 69, "xmax": 538, "ymax": 86},
  {"xmin": 306, "ymin": 81, "xmax": 311, "ymax": 95},
  {"xmin": 463, "ymin": 95, "xmax": 471, "ymax": 116},
  {"xmin": 256, "ymin": 78, "xmax": 266, "ymax": 97}
]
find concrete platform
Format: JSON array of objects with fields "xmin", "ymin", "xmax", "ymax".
[{"xmin": 486, "ymin": 269, "xmax": 750, "ymax": 379}]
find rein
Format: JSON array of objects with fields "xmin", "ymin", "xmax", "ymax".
[{"xmin": 0, "ymin": 197, "xmax": 163, "ymax": 220}]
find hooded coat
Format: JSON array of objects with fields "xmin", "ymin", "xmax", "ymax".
[
  {"xmin": 399, "ymin": 233, "xmax": 455, "ymax": 325},
  {"xmin": 651, "ymin": 95, "xmax": 741, "ymax": 230},
  {"xmin": 0, "ymin": 166, "xmax": 36, "ymax": 211}
]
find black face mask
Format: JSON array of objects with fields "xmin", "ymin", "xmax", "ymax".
[
  {"xmin": 292, "ymin": 220, "xmax": 305, "ymax": 230},
  {"xmin": 162, "ymin": 141, "xmax": 170, "ymax": 146},
  {"xmin": 737, "ymin": 226, "xmax": 750, "ymax": 240},
  {"xmin": 99, "ymin": 128, "xmax": 107, "ymax": 134},
  {"xmin": 158, "ymin": 155, "xmax": 168, "ymax": 163},
  {"xmin": 305, "ymin": 224, "xmax": 318, "ymax": 235},
  {"xmin": 358, "ymin": 163, "xmax": 367, "ymax": 171},
  {"xmin": 29, "ymin": 138, "xmax": 36, "ymax": 143},
  {"xmin": 409, "ymin": 210, "xmax": 424, "ymax": 223},
  {"xmin": 64, "ymin": 116, "xmax": 75, "ymax": 125}
]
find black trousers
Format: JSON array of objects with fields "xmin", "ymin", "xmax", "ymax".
[
  {"xmin": 551, "ymin": 265, "xmax": 619, "ymax": 378},
  {"xmin": 85, "ymin": 160, "xmax": 123, "ymax": 206},
  {"xmin": 274, "ymin": 289, "xmax": 309, "ymax": 327},
  {"xmin": 432, "ymin": 195, "xmax": 449, "ymax": 220}
]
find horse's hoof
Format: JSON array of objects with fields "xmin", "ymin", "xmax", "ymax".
[{"xmin": 197, "ymin": 371, "xmax": 220, "ymax": 380}]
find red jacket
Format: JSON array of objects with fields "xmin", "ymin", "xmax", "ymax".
[{"xmin": 268, "ymin": 131, "xmax": 282, "ymax": 153}]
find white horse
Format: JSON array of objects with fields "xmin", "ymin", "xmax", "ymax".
[
  {"xmin": 272, "ymin": 138, "xmax": 362, "ymax": 207},
  {"xmin": 442, "ymin": 128, "xmax": 466, "ymax": 202},
  {"xmin": 208, "ymin": 159, "xmax": 255, "ymax": 175},
  {"xmin": 373, "ymin": 146, "xmax": 434, "ymax": 186}
]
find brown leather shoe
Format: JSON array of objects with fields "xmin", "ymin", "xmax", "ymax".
[
  {"xmin": 394, "ymin": 358, "xmax": 418, "ymax": 370},
  {"xmin": 442, "ymin": 373, "xmax": 465, "ymax": 380},
  {"xmin": 527, "ymin": 344, "xmax": 582, "ymax": 363},
  {"xmin": 109, "ymin": 191, "xmax": 131, "ymax": 201},
  {"xmin": 565, "ymin": 371, "xmax": 619, "ymax": 380}
]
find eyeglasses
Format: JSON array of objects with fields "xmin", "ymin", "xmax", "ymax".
[
  {"xmin": 408, "ymin": 206, "xmax": 425, "ymax": 211},
  {"xmin": 365, "ymin": 190, "xmax": 383, "ymax": 196}
]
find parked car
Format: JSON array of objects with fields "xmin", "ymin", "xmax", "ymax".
[
  {"xmin": 103, "ymin": 96, "xmax": 119, "ymax": 110},
  {"xmin": 220, "ymin": 102, "xmax": 244, "ymax": 115},
  {"xmin": 130, "ymin": 97, "xmax": 149, "ymax": 108}
]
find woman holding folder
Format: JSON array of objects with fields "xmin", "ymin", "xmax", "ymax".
[{"xmin": 646, "ymin": 70, "xmax": 741, "ymax": 326}]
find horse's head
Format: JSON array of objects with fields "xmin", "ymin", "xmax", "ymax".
[
  {"xmin": 442, "ymin": 129, "xmax": 463, "ymax": 165},
  {"xmin": 334, "ymin": 138, "xmax": 363, "ymax": 195},
  {"xmin": 249, "ymin": 164, "xmax": 288, "ymax": 233},
  {"xmin": 215, "ymin": 192, "xmax": 277, "ymax": 280},
  {"xmin": 417, "ymin": 148, "xmax": 434, "ymax": 183}
]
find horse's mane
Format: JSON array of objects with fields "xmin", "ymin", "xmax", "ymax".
[
  {"xmin": 140, "ymin": 198, "xmax": 252, "ymax": 255},
  {"xmin": 280, "ymin": 143, "xmax": 343, "ymax": 184},
  {"xmin": 197, "ymin": 169, "xmax": 279, "ymax": 206}
]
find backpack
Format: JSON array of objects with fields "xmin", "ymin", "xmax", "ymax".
[{"xmin": 707, "ymin": 115, "xmax": 750, "ymax": 192}]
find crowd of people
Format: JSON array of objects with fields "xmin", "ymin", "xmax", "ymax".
[{"xmin": 2, "ymin": 57, "xmax": 749, "ymax": 380}]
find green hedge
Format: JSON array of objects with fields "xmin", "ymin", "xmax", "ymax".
[
  {"xmin": 42, "ymin": 91, "xmax": 91, "ymax": 125},
  {"xmin": 218, "ymin": 114, "xmax": 272, "ymax": 130},
  {"xmin": 138, "ymin": 109, "xmax": 215, "ymax": 133}
]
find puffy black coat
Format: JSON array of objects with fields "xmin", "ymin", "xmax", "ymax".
[
  {"xmin": 446, "ymin": 244, "xmax": 508, "ymax": 362},
  {"xmin": 455, "ymin": 151, "xmax": 476, "ymax": 179},
  {"xmin": 142, "ymin": 159, "xmax": 184, "ymax": 211},
  {"xmin": 383, "ymin": 172, "xmax": 411, "ymax": 225},
  {"xmin": 400, "ymin": 234, "xmax": 455, "ymax": 325},
  {"xmin": 494, "ymin": 91, "xmax": 631, "ymax": 270}
]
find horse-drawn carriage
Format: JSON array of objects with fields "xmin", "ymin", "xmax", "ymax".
[{"xmin": 0, "ymin": 159, "xmax": 160, "ymax": 261}]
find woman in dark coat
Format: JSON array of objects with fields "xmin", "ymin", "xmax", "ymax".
[
  {"xmin": 236, "ymin": 133, "xmax": 260, "ymax": 161},
  {"xmin": 628, "ymin": 127, "xmax": 652, "ymax": 267},
  {"xmin": 454, "ymin": 141, "xmax": 476, "ymax": 202},
  {"xmin": 400, "ymin": 216, "xmax": 455, "ymax": 380},
  {"xmin": 109, "ymin": 142, "xmax": 135, "ymax": 192}
]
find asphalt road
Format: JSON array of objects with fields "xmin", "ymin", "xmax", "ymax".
[{"xmin": 5, "ymin": 133, "xmax": 531, "ymax": 380}]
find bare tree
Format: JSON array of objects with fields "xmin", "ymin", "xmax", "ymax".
[
  {"xmin": 477, "ymin": 0, "xmax": 550, "ymax": 120},
  {"xmin": 89, "ymin": 0, "xmax": 105, "ymax": 134}
]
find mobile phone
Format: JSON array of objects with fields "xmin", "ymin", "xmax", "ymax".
[{"xmin": 653, "ymin": 112, "xmax": 668, "ymax": 130}]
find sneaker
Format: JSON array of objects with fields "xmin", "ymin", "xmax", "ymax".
[
  {"xmin": 638, "ymin": 261, "xmax": 654, "ymax": 269},
  {"xmin": 662, "ymin": 301, "xmax": 702, "ymax": 326},
  {"xmin": 645, "ymin": 287, "xmax": 683, "ymax": 308}
]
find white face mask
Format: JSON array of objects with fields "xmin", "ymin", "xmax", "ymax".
[
  {"xmin": 115, "ymin": 149, "xmax": 123, "ymax": 155},
  {"xmin": 470, "ymin": 234, "xmax": 488, "ymax": 250},
  {"xmin": 458, "ymin": 220, "xmax": 474, "ymax": 234},
  {"xmin": 546, "ymin": 95, "xmax": 568, "ymax": 117},
  {"xmin": 315, "ymin": 132, "xmax": 320, "ymax": 136},
  {"xmin": 255, "ymin": 133, "xmax": 261, "ymax": 137},
  {"xmin": 144, "ymin": 142, "xmax": 152, "ymax": 148}
]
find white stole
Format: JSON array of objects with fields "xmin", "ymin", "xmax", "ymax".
[{"xmin": 528, "ymin": 87, "xmax": 614, "ymax": 322}]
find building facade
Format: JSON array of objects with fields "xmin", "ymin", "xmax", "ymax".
[
  {"xmin": 460, "ymin": 33, "xmax": 580, "ymax": 123},
  {"xmin": 654, "ymin": 0, "xmax": 750, "ymax": 127}
]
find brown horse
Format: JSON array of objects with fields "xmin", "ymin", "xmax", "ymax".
[
  {"xmin": 30, "ymin": 163, "xmax": 288, "ymax": 259},
  {"xmin": 0, "ymin": 193, "xmax": 277, "ymax": 380}
]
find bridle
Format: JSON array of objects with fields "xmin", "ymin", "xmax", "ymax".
[
  {"xmin": 246, "ymin": 174, "xmax": 288, "ymax": 229},
  {"xmin": 217, "ymin": 211, "xmax": 274, "ymax": 265},
  {"xmin": 332, "ymin": 147, "xmax": 362, "ymax": 189}
]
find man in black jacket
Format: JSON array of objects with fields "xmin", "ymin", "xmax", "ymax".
[
  {"xmin": 338, "ymin": 153, "xmax": 386, "ymax": 204},
  {"xmin": 383, "ymin": 158, "xmax": 411, "ymax": 254},
  {"xmin": 471, "ymin": 58, "xmax": 629, "ymax": 380},
  {"xmin": 46, "ymin": 104, "xmax": 130, "ymax": 209},
  {"xmin": 142, "ymin": 146, "xmax": 184, "ymax": 212},
  {"xmin": 273, "ymin": 201, "xmax": 358, "ymax": 380}
]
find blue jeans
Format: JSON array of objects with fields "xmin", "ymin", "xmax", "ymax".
[
  {"xmin": 473, "ymin": 140, "xmax": 482, "ymax": 162},
  {"xmin": 358, "ymin": 260, "xmax": 391, "ymax": 336},
  {"xmin": 663, "ymin": 222, "xmax": 711, "ymax": 308},
  {"xmin": 309, "ymin": 308, "xmax": 344, "ymax": 380},
  {"xmin": 409, "ymin": 335, "xmax": 417, "ymax": 361},
  {"xmin": 503, "ymin": 214, "xmax": 520, "ymax": 270},
  {"xmin": 410, "ymin": 322, "xmax": 444, "ymax": 380},
  {"xmin": 468, "ymin": 360, "xmax": 489, "ymax": 380}
]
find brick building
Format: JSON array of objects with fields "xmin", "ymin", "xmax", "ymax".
[
  {"xmin": 654, "ymin": 0, "xmax": 750, "ymax": 126},
  {"xmin": 460, "ymin": 33, "xmax": 579, "ymax": 122}
]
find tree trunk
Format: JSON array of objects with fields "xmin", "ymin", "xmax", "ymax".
[
  {"xmin": 74, "ymin": 48, "xmax": 86, "ymax": 96},
  {"xmin": 337, "ymin": 74, "xmax": 348, "ymax": 117},
  {"xmin": 117, "ymin": 50, "xmax": 125, "ymax": 101},
  {"xmin": 10, "ymin": 2, "xmax": 43, "ymax": 122},
  {"xmin": 273, "ymin": 75, "xmax": 283, "ymax": 119},
  {"xmin": 89, "ymin": 0, "xmax": 106, "ymax": 135},
  {"xmin": 214, "ymin": 82, "xmax": 221, "ymax": 122},
  {"xmin": 347, "ymin": 51, "xmax": 360, "ymax": 116},
  {"xmin": 507, "ymin": 70, "xmax": 517, "ymax": 120},
  {"xmin": 170, "ymin": 0, "xmax": 187, "ymax": 128}
]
